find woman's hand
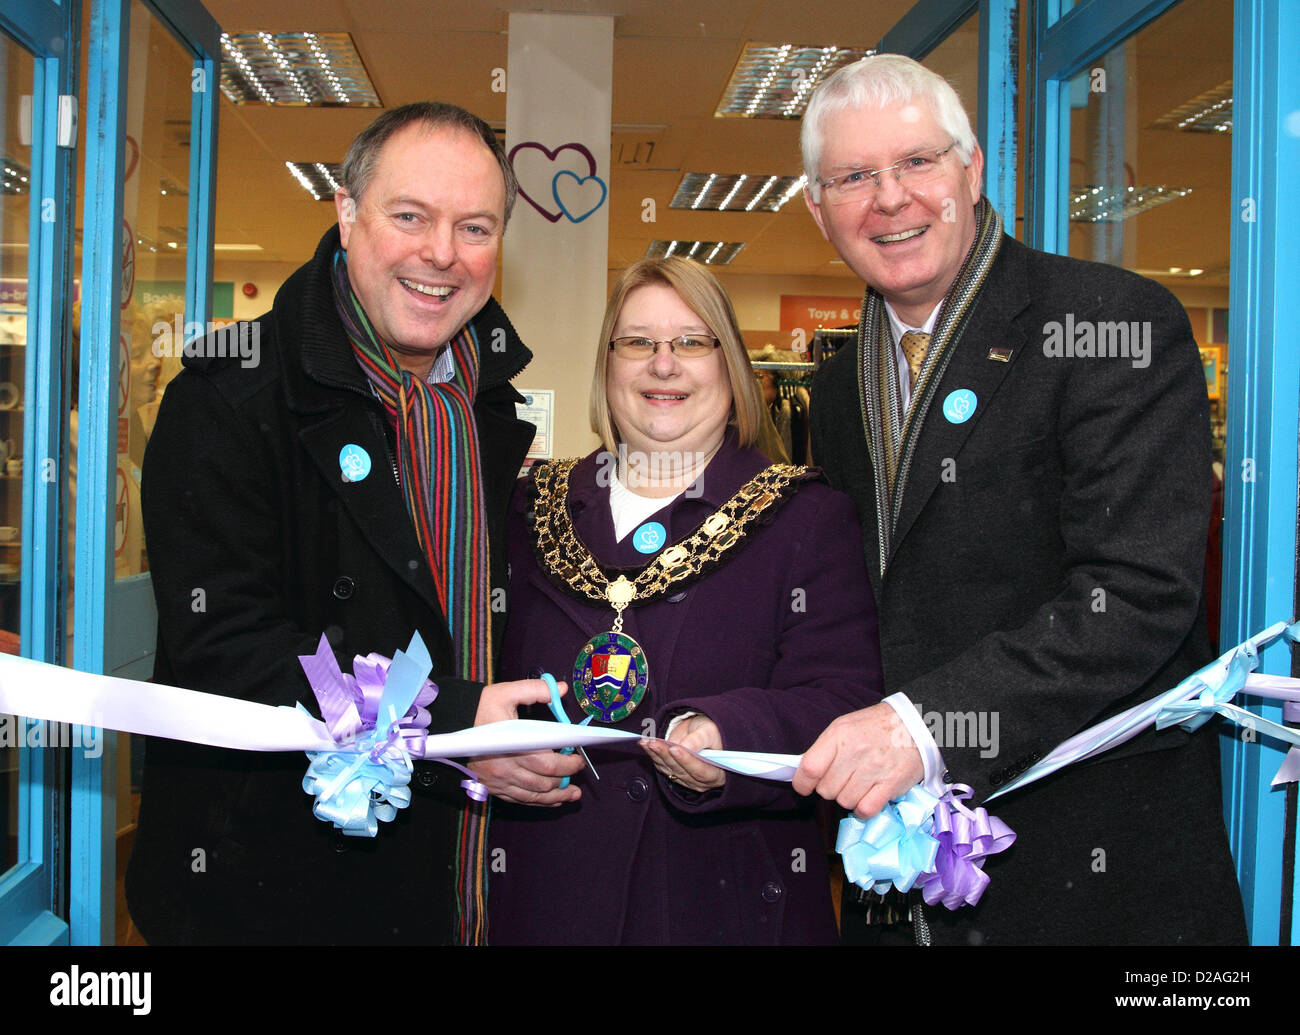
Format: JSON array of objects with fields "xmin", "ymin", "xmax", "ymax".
[{"xmin": 643, "ymin": 713, "xmax": 726, "ymax": 793}]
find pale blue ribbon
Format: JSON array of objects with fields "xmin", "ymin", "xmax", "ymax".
[
  {"xmin": 990, "ymin": 619, "xmax": 1300, "ymax": 801},
  {"xmin": 841, "ymin": 620, "xmax": 1299, "ymax": 909},
  {"xmin": 302, "ymin": 720, "xmax": 415, "ymax": 837},
  {"xmin": 836, "ymin": 785, "xmax": 941, "ymax": 895},
  {"xmin": 1154, "ymin": 621, "xmax": 1300, "ymax": 787},
  {"xmin": 297, "ymin": 632, "xmax": 436, "ymax": 836}
]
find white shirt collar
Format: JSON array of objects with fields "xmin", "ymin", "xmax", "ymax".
[
  {"xmin": 883, "ymin": 299, "xmax": 941, "ymax": 342},
  {"xmin": 426, "ymin": 344, "xmax": 456, "ymax": 385}
]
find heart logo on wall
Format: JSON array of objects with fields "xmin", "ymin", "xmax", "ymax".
[
  {"xmin": 552, "ymin": 171, "xmax": 607, "ymax": 223},
  {"xmin": 508, "ymin": 141, "xmax": 607, "ymax": 224}
]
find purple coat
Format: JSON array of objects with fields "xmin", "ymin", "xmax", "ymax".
[{"xmin": 488, "ymin": 437, "xmax": 883, "ymax": 944}]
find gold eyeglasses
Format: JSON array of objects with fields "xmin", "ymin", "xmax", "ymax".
[{"xmin": 608, "ymin": 335, "xmax": 721, "ymax": 359}]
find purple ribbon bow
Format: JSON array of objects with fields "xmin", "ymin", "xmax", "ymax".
[{"xmin": 918, "ymin": 786, "xmax": 1017, "ymax": 909}]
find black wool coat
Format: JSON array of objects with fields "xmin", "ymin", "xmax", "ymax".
[
  {"xmin": 125, "ymin": 226, "xmax": 535, "ymax": 944},
  {"xmin": 812, "ymin": 234, "xmax": 1247, "ymax": 945}
]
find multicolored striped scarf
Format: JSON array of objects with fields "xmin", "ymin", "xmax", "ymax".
[
  {"xmin": 330, "ymin": 247, "xmax": 492, "ymax": 945},
  {"xmin": 856, "ymin": 197, "xmax": 1003, "ymax": 577}
]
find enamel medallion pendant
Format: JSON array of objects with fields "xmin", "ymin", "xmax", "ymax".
[
  {"xmin": 572, "ymin": 575, "xmax": 650, "ymax": 723},
  {"xmin": 572, "ymin": 631, "xmax": 649, "ymax": 723}
]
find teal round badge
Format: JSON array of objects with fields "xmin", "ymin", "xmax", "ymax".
[
  {"xmin": 339, "ymin": 443, "xmax": 372, "ymax": 482},
  {"xmin": 572, "ymin": 632, "xmax": 649, "ymax": 723},
  {"xmin": 942, "ymin": 389, "xmax": 977, "ymax": 424},
  {"xmin": 632, "ymin": 521, "xmax": 666, "ymax": 554}
]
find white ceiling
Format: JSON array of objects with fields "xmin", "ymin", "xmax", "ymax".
[
  {"xmin": 100, "ymin": 0, "xmax": 1233, "ymax": 290},
  {"xmin": 198, "ymin": 0, "xmax": 922, "ymax": 277}
]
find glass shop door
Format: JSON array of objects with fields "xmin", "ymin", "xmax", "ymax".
[
  {"xmin": 71, "ymin": 0, "xmax": 219, "ymax": 945},
  {"xmin": 0, "ymin": 0, "xmax": 80, "ymax": 946},
  {"xmin": 1024, "ymin": 0, "xmax": 1300, "ymax": 944}
]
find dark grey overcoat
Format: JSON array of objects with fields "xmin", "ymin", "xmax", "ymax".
[{"xmin": 812, "ymin": 233, "xmax": 1246, "ymax": 945}]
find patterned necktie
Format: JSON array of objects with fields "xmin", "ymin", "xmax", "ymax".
[{"xmin": 899, "ymin": 330, "xmax": 932, "ymax": 390}]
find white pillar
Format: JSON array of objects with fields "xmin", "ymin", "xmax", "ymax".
[{"xmin": 503, "ymin": 12, "xmax": 613, "ymax": 459}]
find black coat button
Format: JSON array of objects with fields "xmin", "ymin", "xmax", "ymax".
[
  {"xmin": 332, "ymin": 576, "xmax": 356, "ymax": 600},
  {"xmin": 416, "ymin": 769, "xmax": 438, "ymax": 788},
  {"xmin": 626, "ymin": 777, "xmax": 649, "ymax": 802},
  {"xmin": 761, "ymin": 881, "xmax": 784, "ymax": 903}
]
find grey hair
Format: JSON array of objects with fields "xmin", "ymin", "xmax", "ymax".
[
  {"xmin": 339, "ymin": 101, "xmax": 518, "ymax": 224},
  {"xmin": 802, "ymin": 54, "xmax": 978, "ymax": 203}
]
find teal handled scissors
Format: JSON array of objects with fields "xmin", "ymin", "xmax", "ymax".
[{"xmin": 541, "ymin": 673, "xmax": 599, "ymax": 787}]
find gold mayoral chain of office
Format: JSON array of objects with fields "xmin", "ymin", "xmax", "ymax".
[
  {"xmin": 529, "ymin": 456, "xmax": 814, "ymax": 619},
  {"xmin": 530, "ymin": 456, "xmax": 813, "ymax": 721}
]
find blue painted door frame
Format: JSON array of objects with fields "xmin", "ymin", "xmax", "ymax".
[
  {"xmin": 1219, "ymin": 0, "xmax": 1300, "ymax": 946},
  {"xmin": 73, "ymin": 0, "xmax": 219, "ymax": 945},
  {"xmin": 877, "ymin": 0, "xmax": 1020, "ymax": 233},
  {"xmin": 1023, "ymin": 0, "xmax": 1299, "ymax": 944},
  {"xmin": 0, "ymin": 0, "xmax": 79, "ymax": 947}
]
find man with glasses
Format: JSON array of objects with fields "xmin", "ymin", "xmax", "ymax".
[{"xmin": 792, "ymin": 54, "xmax": 1244, "ymax": 945}]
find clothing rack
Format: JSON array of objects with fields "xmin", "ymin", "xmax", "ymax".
[
  {"xmin": 752, "ymin": 363, "xmax": 814, "ymax": 464},
  {"xmin": 751, "ymin": 360, "xmax": 816, "ymax": 372},
  {"xmin": 813, "ymin": 327, "xmax": 856, "ymax": 365}
]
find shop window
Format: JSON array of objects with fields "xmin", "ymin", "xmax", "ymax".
[
  {"xmin": 0, "ymin": 32, "xmax": 35, "ymax": 880},
  {"xmin": 1063, "ymin": 0, "xmax": 1232, "ymax": 642}
]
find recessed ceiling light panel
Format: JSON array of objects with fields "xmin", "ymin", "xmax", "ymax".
[
  {"xmin": 646, "ymin": 240, "xmax": 746, "ymax": 265},
  {"xmin": 286, "ymin": 161, "xmax": 343, "ymax": 201},
  {"xmin": 1152, "ymin": 80, "xmax": 1232, "ymax": 134},
  {"xmin": 220, "ymin": 32, "xmax": 379, "ymax": 106},
  {"xmin": 1070, "ymin": 184, "xmax": 1193, "ymax": 222},
  {"xmin": 670, "ymin": 173, "xmax": 808, "ymax": 212},
  {"xmin": 716, "ymin": 44, "xmax": 872, "ymax": 119}
]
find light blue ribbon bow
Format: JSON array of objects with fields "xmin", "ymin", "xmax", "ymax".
[
  {"xmin": 302, "ymin": 723, "xmax": 415, "ymax": 837},
  {"xmin": 836, "ymin": 785, "xmax": 941, "ymax": 895},
  {"xmin": 1155, "ymin": 621, "xmax": 1300, "ymax": 765},
  {"xmin": 298, "ymin": 633, "xmax": 434, "ymax": 836},
  {"xmin": 1154, "ymin": 639, "xmax": 1257, "ymax": 734}
]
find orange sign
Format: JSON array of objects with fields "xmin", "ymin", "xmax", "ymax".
[{"xmin": 779, "ymin": 294, "xmax": 861, "ymax": 349}]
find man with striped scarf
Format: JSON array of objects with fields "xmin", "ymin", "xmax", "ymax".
[{"xmin": 130, "ymin": 103, "xmax": 567, "ymax": 944}]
